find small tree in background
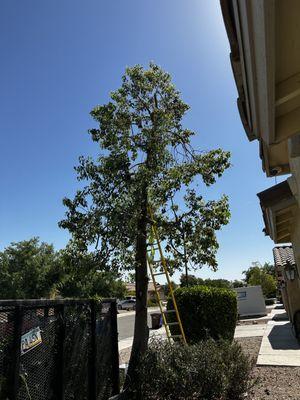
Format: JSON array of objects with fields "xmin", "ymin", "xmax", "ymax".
[
  {"xmin": 56, "ymin": 244, "xmax": 127, "ymax": 299},
  {"xmin": 0, "ymin": 238, "xmax": 60, "ymax": 299},
  {"xmin": 179, "ymin": 274, "xmax": 202, "ymax": 287},
  {"xmin": 59, "ymin": 63, "xmax": 230, "ymax": 378},
  {"xmin": 243, "ymin": 262, "xmax": 276, "ymax": 298},
  {"xmin": 179, "ymin": 274, "xmax": 234, "ymax": 289},
  {"xmin": 0, "ymin": 238, "xmax": 126, "ymax": 300},
  {"xmin": 232, "ymin": 279, "xmax": 245, "ymax": 288}
]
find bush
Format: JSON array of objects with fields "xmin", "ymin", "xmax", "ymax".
[
  {"xmin": 167, "ymin": 285, "xmax": 237, "ymax": 343},
  {"xmin": 127, "ymin": 339, "xmax": 254, "ymax": 400}
]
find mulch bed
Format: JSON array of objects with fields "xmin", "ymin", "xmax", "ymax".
[{"xmin": 236, "ymin": 337, "xmax": 300, "ymax": 400}]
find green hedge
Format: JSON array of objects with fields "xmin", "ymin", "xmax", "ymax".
[{"xmin": 167, "ymin": 285, "xmax": 237, "ymax": 343}]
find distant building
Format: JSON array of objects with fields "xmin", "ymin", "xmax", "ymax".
[
  {"xmin": 147, "ymin": 281, "xmax": 166, "ymax": 302},
  {"xmin": 234, "ymin": 286, "xmax": 266, "ymax": 317},
  {"xmin": 125, "ymin": 283, "xmax": 135, "ymax": 295},
  {"xmin": 125, "ymin": 282, "xmax": 166, "ymax": 301}
]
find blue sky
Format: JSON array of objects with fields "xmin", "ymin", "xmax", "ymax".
[{"xmin": 0, "ymin": 0, "xmax": 278, "ymax": 280}]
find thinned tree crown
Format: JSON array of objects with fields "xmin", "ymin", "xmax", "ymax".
[{"xmin": 60, "ymin": 63, "xmax": 230, "ymax": 273}]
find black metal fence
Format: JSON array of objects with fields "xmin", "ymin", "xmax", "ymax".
[{"xmin": 0, "ymin": 299, "xmax": 119, "ymax": 400}]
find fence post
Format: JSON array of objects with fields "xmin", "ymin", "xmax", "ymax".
[
  {"xmin": 9, "ymin": 305, "xmax": 23, "ymax": 400},
  {"xmin": 110, "ymin": 300, "xmax": 120, "ymax": 395},
  {"xmin": 88, "ymin": 300, "xmax": 97, "ymax": 400},
  {"xmin": 54, "ymin": 304, "xmax": 65, "ymax": 400}
]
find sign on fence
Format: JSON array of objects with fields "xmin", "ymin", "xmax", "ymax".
[{"xmin": 21, "ymin": 326, "xmax": 42, "ymax": 355}]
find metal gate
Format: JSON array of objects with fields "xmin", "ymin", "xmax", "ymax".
[{"xmin": 0, "ymin": 299, "xmax": 119, "ymax": 400}]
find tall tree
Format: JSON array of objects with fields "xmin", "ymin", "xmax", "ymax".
[{"xmin": 59, "ymin": 63, "xmax": 230, "ymax": 380}]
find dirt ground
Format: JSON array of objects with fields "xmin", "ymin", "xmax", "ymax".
[{"xmin": 236, "ymin": 337, "xmax": 300, "ymax": 400}]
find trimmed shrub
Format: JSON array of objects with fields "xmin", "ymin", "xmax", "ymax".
[
  {"xmin": 127, "ymin": 339, "xmax": 254, "ymax": 400},
  {"xmin": 167, "ymin": 285, "xmax": 237, "ymax": 343}
]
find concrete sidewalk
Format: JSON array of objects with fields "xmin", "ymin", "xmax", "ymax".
[
  {"xmin": 234, "ymin": 324, "xmax": 267, "ymax": 338},
  {"xmin": 234, "ymin": 306, "xmax": 288, "ymax": 338},
  {"xmin": 257, "ymin": 321, "xmax": 300, "ymax": 366},
  {"xmin": 119, "ymin": 326, "xmax": 166, "ymax": 351}
]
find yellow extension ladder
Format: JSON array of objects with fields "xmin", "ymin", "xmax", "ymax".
[{"xmin": 147, "ymin": 206, "xmax": 187, "ymax": 345}]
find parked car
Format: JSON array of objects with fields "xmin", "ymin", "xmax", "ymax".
[{"xmin": 118, "ymin": 299, "xmax": 136, "ymax": 311}]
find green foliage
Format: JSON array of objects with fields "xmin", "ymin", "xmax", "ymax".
[
  {"xmin": 0, "ymin": 238, "xmax": 61, "ymax": 299},
  {"xmin": 59, "ymin": 62, "xmax": 231, "ymax": 273},
  {"xmin": 162, "ymin": 281, "xmax": 178, "ymax": 297},
  {"xmin": 167, "ymin": 286, "xmax": 237, "ymax": 343},
  {"xmin": 180, "ymin": 274, "xmax": 234, "ymax": 289},
  {"xmin": 129, "ymin": 339, "xmax": 254, "ymax": 400},
  {"xmin": 0, "ymin": 238, "xmax": 126, "ymax": 300},
  {"xmin": 147, "ymin": 298, "xmax": 159, "ymax": 307},
  {"xmin": 243, "ymin": 262, "xmax": 276, "ymax": 298},
  {"xmin": 249, "ymin": 272, "xmax": 276, "ymax": 298},
  {"xmin": 232, "ymin": 279, "xmax": 245, "ymax": 288},
  {"xmin": 179, "ymin": 274, "xmax": 201, "ymax": 287},
  {"xmin": 55, "ymin": 244, "xmax": 127, "ymax": 299},
  {"xmin": 201, "ymin": 278, "xmax": 232, "ymax": 289},
  {"xmin": 262, "ymin": 262, "xmax": 276, "ymax": 278}
]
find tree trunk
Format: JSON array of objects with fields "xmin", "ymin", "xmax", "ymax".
[{"xmin": 123, "ymin": 184, "xmax": 149, "ymax": 392}]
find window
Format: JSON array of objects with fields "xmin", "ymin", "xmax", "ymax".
[{"xmin": 237, "ymin": 291, "xmax": 247, "ymax": 299}]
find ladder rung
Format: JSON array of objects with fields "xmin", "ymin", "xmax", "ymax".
[
  {"xmin": 170, "ymin": 335, "xmax": 182, "ymax": 338},
  {"xmin": 167, "ymin": 322, "xmax": 179, "ymax": 326},
  {"xmin": 163, "ymin": 309, "xmax": 176, "ymax": 313},
  {"xmin": 153, "ymin": 272, "xmax": 165, "ymax": 276}
]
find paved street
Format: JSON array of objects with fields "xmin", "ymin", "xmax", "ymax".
[
  {"xmin": 117, "ymin": 307, "xmax": 160, "ymax": 340},
  {"xmin": 117, "ymin": 308, "xmax": 166, "ymax": 354}
]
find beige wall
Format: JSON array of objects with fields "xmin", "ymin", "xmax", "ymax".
[
  {"xmin": 289, "ymin": 146, "xmax": 300, "ymax": 277},
  {"xmin": 290, "ymin": 211, "xmax": 300, "ymax": 278},
  {"xmin": 281, "ymin": 286, "xmax": 291, "ymax": 319},
  {"xmin": 281, "ymin": 144, "xmax": 300, "ymax": 322},
  {"xmin": 283, "ymin": 278, "xmax": 300, "ymax": 321}
]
